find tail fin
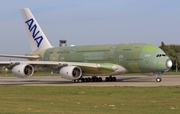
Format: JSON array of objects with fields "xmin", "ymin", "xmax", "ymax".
[{"xmin": 21, "ymin": 8, "xmax": 52, "ymax": 52}]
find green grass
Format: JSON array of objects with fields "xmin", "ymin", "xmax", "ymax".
[
  {"xmin": 163, "ymin": 71, "xmax": 180, "ymax": 75},
  {"xmin": 0, "ymin": 86, "xmax": 180, "ymax": 114}
]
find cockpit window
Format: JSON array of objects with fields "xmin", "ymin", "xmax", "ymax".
[{"xmin": 156, "ymin": 54, "xmax": 167, "ymax": 57}]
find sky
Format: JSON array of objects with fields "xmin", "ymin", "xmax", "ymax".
[{"xmin": 0, "ymin": 0, "xmax": 180, "ymax": 54}]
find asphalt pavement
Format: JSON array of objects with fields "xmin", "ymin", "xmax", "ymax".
[{"xmin": 0, "ymin": 75, "xmax": 179, "ymax": 86}]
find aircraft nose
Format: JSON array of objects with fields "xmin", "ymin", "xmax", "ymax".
[{"xmin": 166, "ymin": 59, "xmax": 172, "ymax": 69}]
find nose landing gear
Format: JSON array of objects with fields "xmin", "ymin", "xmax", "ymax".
[
  {"xmin": 155, "ymin": 72, "xmax": 163, "ymax": 82},
  {"xmin": 156, "ymin": 77, "xmax": 162, "ymax": 82}
]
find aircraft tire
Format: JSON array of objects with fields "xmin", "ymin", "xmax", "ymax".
[
  {"xmin": 88, "ymin": 77, "xmax": 91, "ymax": 82},
  {"xmin": 74, "ymin": 79, "xmax": 78, "ymax": 83},
  {"xmin": 98, "ymin": 77, "xmax": 102, "ymax": 82},
  {"xmin": 81, "ymin": 78, "xmax": 84, "ymax": 82},
  {"xmin": 109, "ymin": 76, "xmax": 112, "ymax": 81},
  {"xmin": 95, "ymin": 77, "xmax": 98, "ymax": 82},
  {"xmin": 156, "ymin": 78, "xmax": 162, "ymax": 82},
  {"xmin": 84, "ymin": 78, "xmax": 87, "ymax": 82},
  {"xmin": 91, "ymin": 78, "xmax": 94, "ymax": 82},
  {"xmin": 112, "ymin": 77, "xmax": 116, "ymax": 81},
  {"xmin": 105, "ymin": 77, "xmax": 109, "ymax": 82}
]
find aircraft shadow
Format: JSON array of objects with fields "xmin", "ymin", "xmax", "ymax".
[
  {"xmin": 115, "ymin": 77, "xmax": 155, "ymax": 82},
  {"xmin": 0, "ymin": 76, "xmax": 155, "ymax": 86}
]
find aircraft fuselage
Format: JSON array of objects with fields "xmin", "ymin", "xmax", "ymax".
[{"xmin": 32, "ymin": 43, "xmax": 170, "ymax": 74}]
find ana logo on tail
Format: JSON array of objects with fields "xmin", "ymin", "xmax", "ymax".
[{"xmin": 25, "ymin": 18, "xmax": 43, "ymax": 47}]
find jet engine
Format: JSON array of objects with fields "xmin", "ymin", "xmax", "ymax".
[
  {"xmin": 12, "ymin": 64, "xmax": 34, "ymax": 78},
  {"xmin": 60, "ymin": 66, "xmax": 82, "ymax": 80}
]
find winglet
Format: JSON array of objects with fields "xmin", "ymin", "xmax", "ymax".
[{"xmin": 21, "ymin": 8, "xmax": 52, "ymax": 52}]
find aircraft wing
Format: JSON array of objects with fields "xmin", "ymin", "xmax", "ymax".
[
  {"xmin": 0, "ymin": 54, "xmax": 40, "ymax": 60},
  {"xmin": 0, "ymin": 61, "xmax": 126, "ymax": 76}
]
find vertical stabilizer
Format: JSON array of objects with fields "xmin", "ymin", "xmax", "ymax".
[{"xmin": 21, "ymin": 8, "xmax": 52, "ymax": 52}]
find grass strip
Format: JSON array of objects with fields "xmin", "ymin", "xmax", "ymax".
[{"xmin": 0, "ymin": 86, "xmax": 179, "ymax": 114}]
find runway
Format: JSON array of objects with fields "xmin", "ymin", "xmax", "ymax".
[{"xmin": 0, "ymin": 75, "xmax": 180, "ymax": 86}]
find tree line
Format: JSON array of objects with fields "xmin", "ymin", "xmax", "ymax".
[{"xmin": 160, "ymin": 42, "xmax": 180, "ymax": 71}]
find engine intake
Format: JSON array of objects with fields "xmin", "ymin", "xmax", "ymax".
[
  {"xmin": 60, "ymin": 66, "xmax": 82, "ymax": 80},
  {"xmin": 12, "ymin": 64, "xmax": 34, "ymax": 78}
]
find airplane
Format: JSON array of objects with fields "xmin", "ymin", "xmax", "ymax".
[{"xmin": 0, "ymin": 8, "xmax": 172, "ymax": 83}]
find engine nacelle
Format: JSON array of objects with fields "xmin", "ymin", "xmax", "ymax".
[
  {"xmin": 12, "ymin": 64, "xmax": 34, "ymax": 78},
  {"xmin": 60, "ymin": 66, "xmax": 82, "ymax": 80}
]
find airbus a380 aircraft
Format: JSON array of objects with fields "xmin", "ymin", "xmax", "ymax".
[{"xmin": 0, "ymin": 8, "xmax": 172, "ymax": 83}]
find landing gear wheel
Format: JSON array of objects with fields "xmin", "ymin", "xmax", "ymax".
[
  {"xmin": 91, "ymin": 78, "xmax": 94, "ymax": 82},
  {"xmin": 94, "ymin": 77, "xmax": 98, "ymax": 82},
  {"xmin": 84, "ymin": 78, "xmax": 88, "ymax": 82},
  {"xmin": 72, "ymin": 80, "xmax": 75, "ymax": 83},
  {"xmin": 105, "ymin": 77, "xmax": 109, "ymax": 82},
  {"xmin": 87, "ymin": 77, "xmax": 91, "ymax": 82},
  {"xmin": 112, "ymin": 77, "xmax": 116, "ymax": 81},
  {"xmin": 155, "ymin": 73, "xmax": 162, "ymax": 82},
  {"xmin": 109, "ymin": 76, "xmax": 112, "ymax": 81},
  {"xmin": 72, "ymin": 79, "xmax": 79, "ymax": 83},
  {"xmin": 75, "ymin": 79, "xmax": 79, "ymax": 83},
  {"xmin": 156, "ymin": 78, "xmax": 162, "ymax": 82},
  {"xmin": 81, "ymin": 78, "xmax": 84, "ymax": 82},
  {"xmin": 98, "ymin": 77, "xmax": 102, "ymax": 82}
]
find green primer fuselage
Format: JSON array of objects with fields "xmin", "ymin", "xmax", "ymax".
[{"xmin": 33, "ymin": 43, "xmax": 169, "ymax": 73}]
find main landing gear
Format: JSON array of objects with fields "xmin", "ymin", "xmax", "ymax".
[
  {"xmin": 72, "ymin": 75, "xmax": 116, "ymax": 83},
  {"xmin": 72, "ymin": 76, "xmax": 102, "ymax": 83},
  {"xmin": 105, "ymin": 76, "xmax": 116, "ymax": 82}
]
